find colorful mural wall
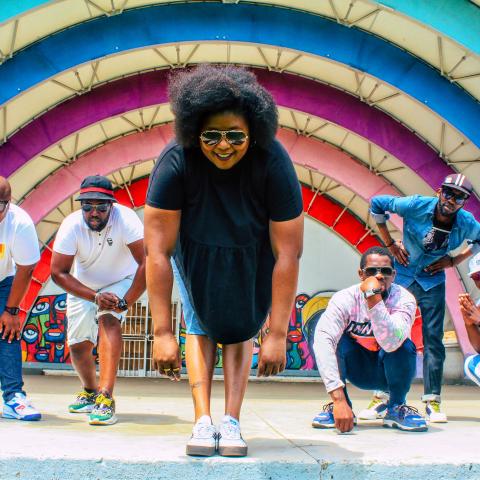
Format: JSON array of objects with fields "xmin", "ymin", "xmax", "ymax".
[
  {"xmin": 178, "ymin": 291, "xmax": 333, "ymax": 370},
  {"xmin": 21, "ymin": 293, "xmax": 70, "ymax": 364}
]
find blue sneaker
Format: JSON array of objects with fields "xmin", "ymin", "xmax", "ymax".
[
  {"xmin": 312, "ymin": 402, "xmax": 357, "ymax": 429},
  {"xmin": 312, "ymin": 402, "xmax": 335, "ymax": 428},
  {"xmin": 383, "ymin": 404, "xmax": 428, "ymax": 432},
  {"xmin": 465, "ymin": 355, "xmax": 480, "ymax": 388},
  {"xmin": 2, "ymin": 393, "xmax": 41, "ymax": 421}
]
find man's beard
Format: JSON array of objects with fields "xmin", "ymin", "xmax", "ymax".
[
  {"xmin": 87, "ymin": 217, "xmax": 109, "ymax": 231},
  {"xmin": 438, "ymin": 201, "xmax": 457, "ymax": 217}
]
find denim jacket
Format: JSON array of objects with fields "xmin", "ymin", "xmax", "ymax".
[{"xmin": 370, "ymin": 195, "xmax": 480, "ymax": 291}]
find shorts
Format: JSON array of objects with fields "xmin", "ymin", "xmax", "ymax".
[
  {"xmin": 66, "ymin": 276, "xmax": 133, "ymax": 346},
  {"xmin": 171, "ymin": 258, "xmax": 205, "ymax": 336}
]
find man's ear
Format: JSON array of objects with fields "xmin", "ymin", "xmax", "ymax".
[{"xmin": 435, "ymin": 187, "xmax": 442, "ymax": 198}]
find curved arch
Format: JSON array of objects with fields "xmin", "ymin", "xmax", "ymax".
[
  {"xmin": 0, "ymin": 3, "xmax": 478, "ymax": 145},
  {"xmin": 4, "ymin": 68, "xmax": 479, "ymax": 217},
  {"xmin": 24, "ymin": 168, "xmax": 473, "ymax": 355},
  {"xmin": 21, "ymin": 126, "xmax": 399, "ymax": 224}
]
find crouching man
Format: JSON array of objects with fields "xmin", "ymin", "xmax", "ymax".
[
  {"xmin": 51, "ymin": 175, "xmax": 145, "ymax": 425},
  {"xmin": 312, "ymin": 246, "xmax": 427, "ymax": 432}
]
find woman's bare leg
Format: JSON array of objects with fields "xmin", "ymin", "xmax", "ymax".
[{"xmin": 185, "ymin": 334, "xmax": 217, "ymax": 421}]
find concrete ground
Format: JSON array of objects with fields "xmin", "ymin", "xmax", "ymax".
[{"xmin": 1, "ymin": 375, "xmax": 480, "ymax": 480}]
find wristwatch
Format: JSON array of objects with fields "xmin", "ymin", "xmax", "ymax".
[
  {"xmin": 4, "ymin": 306, "xmax": 20, "ymax": 315},
  {"xmin": 117, "ymin": 298, "xmax": 128, "ymax": 312},
  {"xmin": 363, "ymin": 288, "xmax": 383, "ymax": 299}
]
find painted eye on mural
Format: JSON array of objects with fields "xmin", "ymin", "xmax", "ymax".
[
  {"xmin": 55, "ymin": 299, "xmax": 67, "ymax": 312},
  {"xmin": 23, "ymin": 327, "xmax": 39, "ymax": 343},
  {"xmin": 31, "ymin": 301, "xmax": 50, "ymax": 315}
]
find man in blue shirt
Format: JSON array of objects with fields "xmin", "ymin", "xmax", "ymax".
[{"xmin": 368, "ymin": 174, "xmax": 480, "ymax": 422}]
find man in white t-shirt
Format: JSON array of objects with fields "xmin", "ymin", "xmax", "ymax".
[
  {"xmin": 0, "ymin": 177, "xmax": 42, "ymax": 421},
  {"xmin": 51, "ymin": 175, "xmax": 145, "ymax": 426}
]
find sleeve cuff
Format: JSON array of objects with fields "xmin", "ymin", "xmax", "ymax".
[
  {"xmin": 370, "ymin": 211, "xmax": 389, "ymax": 223},
  {"xmin": 325, "ymin": 380, "xmax": 346, "ymax": 393},
  {"xmin": 471, "ymin": 242, "xmax": 480, "ymax": 255}
]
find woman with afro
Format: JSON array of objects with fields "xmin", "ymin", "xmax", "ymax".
[{"xmin": 145, "ymin": 65, "xmax": 303, "ymax": 457}]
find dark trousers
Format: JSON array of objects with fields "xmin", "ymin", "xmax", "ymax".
[
  {"xmin": 0, "ymin": 276, "xmax": 25, "ymax": 402},
  {"xmin": 337, "ymin": 334, "xmax": 417, "ymax": 407},
  {"xmin": 407, "ymin": 281, "xmax": 445, "ymax": 399}
]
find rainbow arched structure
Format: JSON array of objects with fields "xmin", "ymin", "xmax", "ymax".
[
  {"xmin": 1, "ymin": 0, "xmax": 478, "ymax": 99},
  {"xmin": 18, "ymin": 126, "xmax": 474, "ymax": 355},
  {"xmin": 0, "ymin": 1, "xmax": 478, "ymax": 357}
]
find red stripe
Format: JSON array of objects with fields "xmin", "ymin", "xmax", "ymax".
[{"xmin": 80, "ymin": 187, "xmax": 113, "ymax": 195}]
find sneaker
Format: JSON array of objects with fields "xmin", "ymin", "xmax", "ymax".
[
  {"xmin": 383, "ymin": 404, "xmax": 428, "ymax": 432},
  {"xmin": 2, "ymin": 393, "xmax": 41, "ymax": 421},
  {"xmin": 68, "ymin": 390, "xmax": 97, "ymax": 413},
  {"xmin": 425, "ymin": 401, "xmax": 447, "ymax": 423},
  {"xmin": 358, "ymin": 395, "xmax": 388, "ymax": 420},
  {"xmin": 217, "ymin": 415, "xmax": 248, "ymax": 457},
  {"xmin": 88, "ymin": 391, "xmax": 117, "ymax": 425},
  {"xmin": 312, "ymin": 402, "xmax": 357, "ymax": 429},
  {"xmin": 186, "ymin": 415, "xmax": 217, "ymax": 457},
  {"xmin": 464, "ymin": 355, "xmax": 480, "ymax": 388}
]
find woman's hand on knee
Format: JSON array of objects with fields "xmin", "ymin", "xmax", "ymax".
[{"xmin": 153, "ymin": 332, "xmax": 181, "ymax": 381}]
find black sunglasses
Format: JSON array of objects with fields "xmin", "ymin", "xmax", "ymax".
[
  {"xmin": 363, "ymin": 266, "xmax": 394, "ymax": 277},
  {"xmin": 441, "ymin": 187, "xmax": 469, "ymax": 205},
  {"xmin": 199, "ymin": 130, "xmax": 249, "ymax": 147},
  {"xmin": 0, "ymin": 200, "xmax": 9, "ymax": 213},
  {"xmin": 81, "ymin": 202, "xmax": 111, "ymax": 213}
]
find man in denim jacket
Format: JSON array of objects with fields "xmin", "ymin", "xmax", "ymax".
[{"xmin": 368, "ymin": 174, "xmax": 480, "ymax": 422}]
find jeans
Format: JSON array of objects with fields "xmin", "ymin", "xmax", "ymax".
[
  {"xmin": 407, "ymin": 281, "xmax": 445, "ymax": 401},
  {"xmin": 0, "ymin": 276, "xmax": 25, "ymax": 402},
  {"xmin": 337, "ymin": 334, "xmax": 417, "ymax": 407}
]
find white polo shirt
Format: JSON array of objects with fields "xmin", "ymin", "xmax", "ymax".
[
  {"xmin": 0, "ymin": 204, "xmax": 40, "ymax": 281},
  {"xmin": 53, "ymin": 204, "xmax": 143, "ymax": 290}
]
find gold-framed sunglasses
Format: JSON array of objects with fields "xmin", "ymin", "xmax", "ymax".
[{"xmin": 199, "ymin": 130, "xmax": 249, "ymax": 147}]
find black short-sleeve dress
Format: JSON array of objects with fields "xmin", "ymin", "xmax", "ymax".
[{"xmin": 146, "ymin": 139, "xmax": 303, "ymax": 344}]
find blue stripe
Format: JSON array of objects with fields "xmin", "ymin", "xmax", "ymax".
[{"xmin": 0, "ymin": 3, "xmax": 479, "ymax": 146}]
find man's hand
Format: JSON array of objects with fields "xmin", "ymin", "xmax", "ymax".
[
  {"xmin": 388, "ymin": 240, "xmax": 409, "ymax": 266},
  {"xmin": 95, "ymin": 292, "xmax": 120, "ymax": 310},
  {"xmin": 0, "ymin": 311, "xmax": 22, "ymax": 343},
  {"xmin": 333, "ymin": 399, "xmax": 355, "ymax": 433},
  {"xmin": 360, "ymin": 276, "xmax": 381, "ymax": 293},
  {"xmin": 424, "ymin": 255, "xmax": 453, "ymax": 275},
  {"xmin": 459, "ymin": 293, "xmax": 480, "ymax": 326},
  {"xmin": 257, "ymin": 331, "xmax": 286, "ymax": 377},
  {"xmin": 152, "ymin": 332, "xmax": 181, "ymax": 381}
]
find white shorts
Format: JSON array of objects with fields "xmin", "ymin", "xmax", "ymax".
[{"xmin": 66, "ymin": 276, "xmax": 133, "ymax": 346}]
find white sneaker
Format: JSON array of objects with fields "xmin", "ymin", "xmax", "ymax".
[
  {"xmin": 358, "ymin": 394, "xmax": 389, "ymax": 420},
  {"xmin": 186, "ymin": 415, "xmax": 217, "ymax": 456},
  {"xmin": 217, "ymin": 415, "xmax": 248, "ymax": 457},
  {"xmin": 425, "ymin": 401, "xmax": 447, "ymax": 423},
  {"xmin": 2, "ymin": 393, "xmax": 41, "ymax": 421}
]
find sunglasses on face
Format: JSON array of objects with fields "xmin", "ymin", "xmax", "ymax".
[
  {"xmin": 363, "ymin": 266, "xmax": 394, "ymax": 277},
  {"xmin": 441, "ymin": 187, "xmax": 469, "ymax": 205},
  {"xmin": 199, "ymin": 130, "xmax": 249, "ymax": 147},
  {"xmin": 81, "ymin": 202, "xmax": 111, "ymax": 213},
  {"xmin": 0, "ymin": 201, "xmax": 9, "ymax": 213},
  {"xmin": 471, "ymin": 271, "xmax": 480, "ymax": 282}
]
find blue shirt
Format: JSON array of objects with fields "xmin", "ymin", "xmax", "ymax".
[{"xmin": 370, "ymin": 195, "xmax": 480, "ymax": 291}]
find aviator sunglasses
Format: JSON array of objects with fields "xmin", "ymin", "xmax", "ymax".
[
  {"xmin": 363, "ymin": 266, "xmax": 394, "ymax": 277},
  {"xmin": 200, "ymin": 130, "xmax": 249, "ymax": 147},
  {"xmin": 81, "ymin": 202, "xmax": 111, "ymax": 213},
  {"xmin": 441, "ymin": 187, "xmax": 469, "ymax": 205}
]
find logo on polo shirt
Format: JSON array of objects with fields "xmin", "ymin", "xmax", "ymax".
[
  {"xmin": 0, "ymin": 244, "xmax": 5, "ymax": 259},
  {"xmin": 107, "ymin": 238, "xmax": 113, "ymax": 246}
]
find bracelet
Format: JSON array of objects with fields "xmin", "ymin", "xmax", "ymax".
[
  {"xmin": 94, "ymin": 292, "xmax": 101, "ymax": 305},
  {"xmin": 385, "ymin": 240, "xmax": 395, "ymax": 248}
]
